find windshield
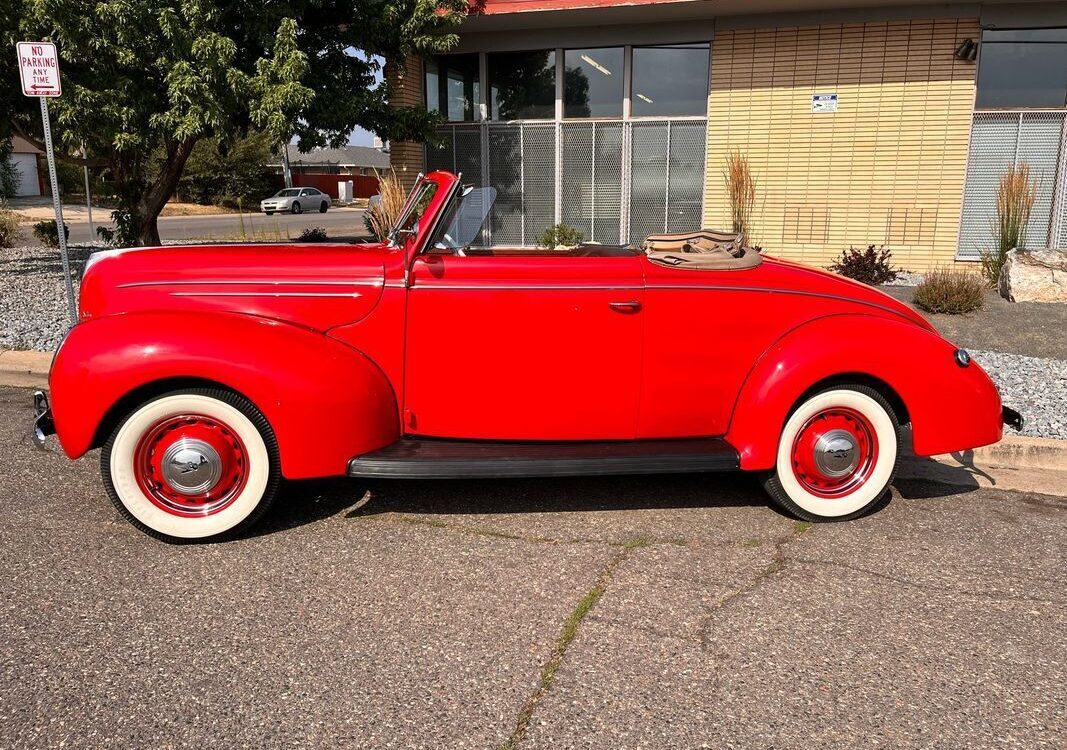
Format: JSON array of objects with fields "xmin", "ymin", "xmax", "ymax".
[
  {"xmin": 389, "ymin": 180, "xmax": 439, "ymax": 243},
  {"xmin": 430, "ymin": 186, "xmax": 497, "ymax": 251},
  {"xmin": 274, "ymin": 189, "xmax": 300, "ymax": 197}
]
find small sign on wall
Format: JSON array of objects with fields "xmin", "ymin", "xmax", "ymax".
[{"xmin": 812, "ymin": 93, "xmax": 838, "ymax": 113}]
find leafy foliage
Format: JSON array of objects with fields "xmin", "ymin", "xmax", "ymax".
[
  {"xmin": 828, "ymin": 245, "xmax": 900, "ymax": 286},
  {"xmin": 536, "ymin": 224, "xmax": 584, "ymax": 249},
  {"xmin": 981, "ymin": 163, "xmax": 1036, "ymax": 288},
  {"xmin": 1, "ymin": 0, "xmax": 469, "ymax": 245},
  {"xmin": 177, "ymin": 132, "xmax": 277, "ymax": 207},
  {"xmin": 0, "ymin": 202, "xmax": 21, "ymax": 248},
  {"xmin": 298, "ymin": 226, "xmax": 329, "ymax": 242},
  {"xmin": 0, "ymin": 139, "xmax": 20, "ymax": 199},
  {"xmin": 914, "ymin": 269, "xmax": 985, "ymax": 314},
  {"xmin": 32, "ymin": 219, "xmax": 69, "ymax": 248}
]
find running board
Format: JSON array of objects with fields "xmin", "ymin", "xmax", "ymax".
[{"xmin": 347, "ymin": 437, "xmax": 739, "ymax": 479}]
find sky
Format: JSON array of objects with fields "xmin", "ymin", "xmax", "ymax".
[{"xmin": 348, "ymin": 49, "xmax": 383, "ymax": 147}]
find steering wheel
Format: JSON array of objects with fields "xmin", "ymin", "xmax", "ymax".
[{"xmin": 443, "ymin": 232, "xmax": 466, "ymax": 257}]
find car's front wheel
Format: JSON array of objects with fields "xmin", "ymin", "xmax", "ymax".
[
  {"xmin": 290, "ymin": 201, "xmax": 302, "ymax": 214},
  {"xmin": 763, "ymin": 385, "xmax": 900, "ymax": 522},
  {"xmin": 101, "ymin": 389, "xmax": 280, "ymax": 543}
]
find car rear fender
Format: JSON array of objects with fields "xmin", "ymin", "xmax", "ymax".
[
  {"xmin": 725, "ymin": 314, "xmax": 1003, "ymax": 470},
  {"xmin": 49, "ymin": 311, "xmax": 400, "ymax": 479}
]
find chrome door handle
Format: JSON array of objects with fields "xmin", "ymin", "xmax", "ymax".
[{"xmin": 609, "ymin": 300, "xmax": 642, "ymax": 313}]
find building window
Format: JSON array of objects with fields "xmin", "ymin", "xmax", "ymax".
[
  {"xmin": 426, "ymin": 54, "xmax": 481, "ymax": 122},
  {"xmin": 631, "ymin": 44, "xmax": 710, "ymax": 117},
  {"xmin": 563, "ymin": 47, "xmax": 624, "ymax": 118},
  {"xmin": 488, "ymin": 50, "xmax": 556, "ymax": 120},
  {"xmin": 976, "ymin": 29, "xmax": 1067, "ymax": 109}
]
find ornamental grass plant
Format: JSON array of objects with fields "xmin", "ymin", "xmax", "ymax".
[
  {"xmin": 723, "ymin": 150, "xmax": 756, "ymax": 241},
  {"xmin": 365, "ymin": 170, "xmax": 407, "ymax": 242},
  {"xmin": 981, "ymin": 164, "xmax": 1036, "ymax": 288}
]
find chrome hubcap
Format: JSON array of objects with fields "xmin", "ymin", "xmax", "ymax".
[
  {"xmin": 813, "ymin": 429, "xmax": 858, "ymax": 477},
  {"xmin": 161, "ymin": 439, "xmax": 222, "ymax": 495}
]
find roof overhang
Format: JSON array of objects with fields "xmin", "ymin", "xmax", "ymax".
[{"xmin": 463, "ymin": 0, "xmax": 989, "ymax": 32}]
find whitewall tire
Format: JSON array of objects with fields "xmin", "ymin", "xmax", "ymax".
[
  {"xmin": 102, "ymin": 389, "xmax": 280, "ymax": 543},
  {"xmin": 763, "ymin": 385, "xmax": 900, "ymax": 522}
]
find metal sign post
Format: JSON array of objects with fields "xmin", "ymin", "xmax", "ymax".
[{"xmin": 17, "ymin": 41, "xmax": 76, "ymax": 324}]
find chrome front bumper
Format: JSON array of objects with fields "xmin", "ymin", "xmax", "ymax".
[{"xmin": 32, "ymin": 390, "xmax": 55, "ymax": 449}]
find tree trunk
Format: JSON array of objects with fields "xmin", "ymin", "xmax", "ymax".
[{"xmin": 135, "ymin": 137, "xmax": 198, "ymax": 246}]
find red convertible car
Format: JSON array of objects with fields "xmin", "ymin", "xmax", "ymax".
[{"xmin": 34, "ymin": 170, "xmax": 1018, "ymax": 542}]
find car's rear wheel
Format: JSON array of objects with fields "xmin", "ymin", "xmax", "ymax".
[
  {"xmin": 291, "ymin": 201, "xmax": 302, "ymax": 214},
  {"xmin": 763, "ymin": 385, "xmax": 900, "ymax": 522},
  {"xmin": 101, "ymin": 389, "xmax": 280, "ymax": 543},
  {"xmin": 319, "ymin": 201, "xmax": 329, "ymax": 213}
]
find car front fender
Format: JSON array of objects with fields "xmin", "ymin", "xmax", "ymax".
[
  {"xmin": 49, "ymin": 311, "xmax": 400, "ymax": 479},
  {"xmin": 725, "ymin": 314, "xmax": 1003, "ymax": 470}
]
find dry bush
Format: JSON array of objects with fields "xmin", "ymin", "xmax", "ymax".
[
  {"xmin": 0, "ymin": 202, "xmax": 21, "ymax": 248},
  {"xmin": 723, "ymin": 150, "xmax": 756, "ymax": 240},
  {"xmin": 914, "ymin": 268, "xmax": 986, "ymax": 314},
  {"xmin": 365, "ymin": 170, "xmax": 407, "ymax": 241},
  {"xmin": 981, "ymin": 163, "xmax": 1036, "ymax": 287}
]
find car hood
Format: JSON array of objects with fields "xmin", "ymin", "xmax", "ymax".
[{"xmin": 79, "ymin": 242, "xmax": 389, "ymax": 332}]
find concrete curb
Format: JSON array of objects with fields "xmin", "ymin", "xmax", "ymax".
[
  {"xmin": 0, "ymin": 349, "xmax": 51, "ymax": 389},
  {"xmin": 1, "ymin": 349, "xmax": 1064, "ymax": 496},
  {"xmin": 898, "ymin": 434, "xmax": 1067, "ymax": 497}
]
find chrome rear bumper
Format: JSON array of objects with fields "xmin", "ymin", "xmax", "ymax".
[
  {"xmin": 1002, "ymin": 406, "xmax": 1024, "ymax": 431},
  {"xmin": 32, "ymin": 390, "xmax": 55, "ymax": 449}
]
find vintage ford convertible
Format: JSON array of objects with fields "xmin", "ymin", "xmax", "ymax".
[{"xmin": 34, "ymin": 170, "xmax": 1018, "ymax": 542}]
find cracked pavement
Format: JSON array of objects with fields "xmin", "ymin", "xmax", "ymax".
[{"xmin": 0, "ymin": 386, "xmax": 1064, "ymax": 749}]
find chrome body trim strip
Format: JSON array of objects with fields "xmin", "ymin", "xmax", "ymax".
[
  {"xmin": 118, "ymin": 279, "xmax": 383, "ymax": 289},
  {"xmin": 169, "ymin": 291, "xmax": 363, "ymax": 298}
]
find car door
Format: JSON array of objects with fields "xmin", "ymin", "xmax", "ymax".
[{"xmin": 403, "ymin": 251, "xmax": 646, "ymax": 441}]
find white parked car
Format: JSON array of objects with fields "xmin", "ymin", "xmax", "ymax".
[{"xmin": 260, "ymin": 188, "xmax": 330, "ymax": 215}]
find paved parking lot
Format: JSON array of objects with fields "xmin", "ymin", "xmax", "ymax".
[{"xmin": 1, "ymin": 385, "xmax": 1063, "ymax": 749}]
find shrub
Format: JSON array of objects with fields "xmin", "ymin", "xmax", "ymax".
[
  {"xmin": 981, "ymin": 163, "xmax": 1036, "ymax": 288},
  {"xmin": 828, "ymin": 244, "xmax": 900, "ymax": 285},
  {"xmin": 32, "ymin": 219, "xmax": 70, "ymax": 248},
  {"xmin": 95, "ymin": 226, "xmax": 116, "ymax": 246},
  {"xmin": 723, "ymin": 150, "xmax": 756, "ymax": 240},
  {"xmin": 177, "ymin": 132, "xmax": 277, "ymax": 207},
  {"xmin": 914, "ymin": 269, "xmax": 985, "ymax": 314},
  {"xmin": 536, "ymin": 223, "xmax": 584, "ymax": 249},
  {"xmin": 298, "ymin": 226, "xmax": 329, "ymax": 242},
  {"xmin": 0, "ymin": 203, "xmax": 21, "ymax": 248}
]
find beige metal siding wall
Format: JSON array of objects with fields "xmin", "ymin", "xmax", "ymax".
[{"xmin": 705, "ymin": 19, "xmax": 979, "ymax": 271}]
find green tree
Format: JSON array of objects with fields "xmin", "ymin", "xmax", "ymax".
[{"xmin": 1, "ymin": 0, "xmax": 467, "ymax": 246}]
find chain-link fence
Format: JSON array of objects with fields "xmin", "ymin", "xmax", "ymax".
[
  {"xmin": 957, "ymin": 111, "xmax": 1067, "ymax": 258},
  {"xmin": 427, "ymin": 119, "xmax": 707, "ymax": 248}
]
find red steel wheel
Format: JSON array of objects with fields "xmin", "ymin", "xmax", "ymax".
[
  {"xmin": 133, "ymin": 414, "xmax": 250, "ymax": 517},
  {"xmin": 789, "ymin": 407, "xmax": 878, "ymax": 499}
]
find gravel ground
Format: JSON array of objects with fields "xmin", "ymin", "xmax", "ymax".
[
  {"xmin": 0, "ymin": 245, "xmax": 85, "ymax": 351},
  {"xmin": 3, "ymin": 245, "xmax": 1066, "ymax": 439},
  {"xmin": 971, "ymin": 350, "xmax": 1067, "ymax": 440}
]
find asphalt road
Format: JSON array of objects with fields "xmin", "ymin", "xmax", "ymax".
[
  {"xmin": 61, "ymin": 207, "xmax": 369, "ymax": 244},
  {"xmin": 1, "ymin": 385, "xmax": 1064, "ymax": 749}
]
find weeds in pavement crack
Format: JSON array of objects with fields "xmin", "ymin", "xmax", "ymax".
[{"xmin": 497, "ymin": 541, "xmax": 643, "ymax": 750}]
